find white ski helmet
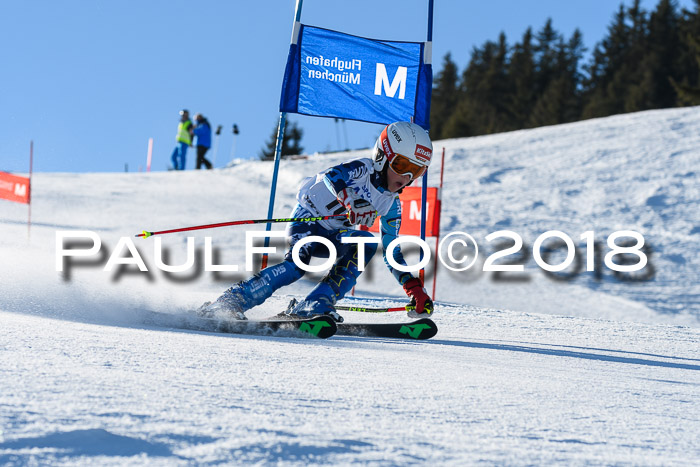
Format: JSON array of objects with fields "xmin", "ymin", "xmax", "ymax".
[{"xmin": 373, "ymin": 121, "xmax": 433, "ymax": 179}]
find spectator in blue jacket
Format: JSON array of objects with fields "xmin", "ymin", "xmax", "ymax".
[{"xmin": 193, "ymin": 113, "xmax": 213, "ymax": 170}]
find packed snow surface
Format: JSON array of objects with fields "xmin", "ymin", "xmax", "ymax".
[{"xmin": 1, "ymin": 108, "xmax": 699, "ymax": 464}]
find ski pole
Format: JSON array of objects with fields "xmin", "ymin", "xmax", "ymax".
[
  {"xmin": 335, "ymin": 304, "xmax": 416, "ymax": 313},
  {"xmin": 136, "ymin": 213, "xmax": 348, "ymax": 238}
]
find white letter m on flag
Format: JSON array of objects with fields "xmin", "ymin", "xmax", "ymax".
[{"xmin": 374, "ymin": 63, "xmax": 407, "ymax": 99}]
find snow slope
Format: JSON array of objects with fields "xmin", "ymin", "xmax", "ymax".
[
  {"xmin": 0, "ymin": 107, "xmax": 699, "ymax": 464},
  {"xmin": 1, "ymin": 307, "xmax": 698, "ymax": 465}
]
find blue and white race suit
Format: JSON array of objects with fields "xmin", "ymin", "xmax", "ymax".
[
  {"xmin": 293, "ymin": 157, "xmax": 412, "ymax": 286},
  {"xmin": 235, "ymin": 158, "xmax": 413, "ymax": 309}
]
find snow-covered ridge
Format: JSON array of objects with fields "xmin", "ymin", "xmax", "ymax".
[{"xmin": 2, "ymin": 106, "xmax": 697, "ymax": 326}]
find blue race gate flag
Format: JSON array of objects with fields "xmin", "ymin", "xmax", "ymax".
[{"xmin": 280, "ymin": 25, "xmax": 432, "ymax": 129}]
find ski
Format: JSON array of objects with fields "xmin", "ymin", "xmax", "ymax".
[
  {"xmin": 336, "ymin": 317, "xmax": 438, "ymax": 340},
  {"xmin": 215, "ymin": 315, "xmax": 337, "ymax": 339},
  {"xmin": 143, "ymin": 311, "xmax": 337, "ymax": 339}
]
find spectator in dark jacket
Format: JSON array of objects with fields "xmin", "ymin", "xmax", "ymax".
[{"xmin": 193, "ymin": 114, "xmax": 213, "ymax": 170}]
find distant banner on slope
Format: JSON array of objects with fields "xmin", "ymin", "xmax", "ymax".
[
  {"xmin": 280, "ymin": 25, "xmax": 432, "ymax": 129},
  {"xmin": 363, "ymin": 186, "xmax": 440, "ymax": 237},
  {"xmin": 0, "ymin": 171, "xmax": 31, "ymax": 204}
]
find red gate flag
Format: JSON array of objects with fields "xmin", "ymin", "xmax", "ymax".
[
  {"xmin": 364, "ymin": 186, "xmax": 440, "ymax": 237},
  {"xmin": 0, "ymin": 171, "xmax": 31, "ymax": 204}
]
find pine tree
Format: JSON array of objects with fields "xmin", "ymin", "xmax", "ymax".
[
  {"xmin": 508, "ymin": 28, "xmax": 537, "ymax": 128},
  {"xmin": 479, "ymin": 32, "xmax": 512, "ymax": 133},
  {"xmin": 532, "ymin": 19, "xmax": 560, "ymax": 97},
  {"xmin": 259, "ymin": 121, "xmax": 304, "ymax": 160},
  {"xmin": 566, "ymin": 29, "xmax": 587, "ymax": 114},
  {"xmin": 430, "ymin": 53, "xmax": 460, "ymax": 139},
  {"xmin": 580, "ymin": 43, "xmax": 608, "ymax": 118},
  {"xmin": 581, "ymin": 5, "xmax": 632, "ymax": 118},
  {"xmin": 672, "ymin": 0, "xmax": 700, "ymax": 104},
  {"xmin": 627, "ymin": 0, "xmax": 681, "ymax": 109},
  {"xmin": 627, "ymin": 0, "xmax": 647, "ymax": 50},
  {"xmin": 619, "ymin": 0, "xmax": 650, "ymax": 112},
  {"xmin": 672, "ymin": 34, "xmax": 700, "ymax": 104},
  {"xmin": 443, "ymin": 40, "xmax": 496, "ymax": 137},
  {"xmin": 527, "ymin": 19, "xmax": 563, "ymax": 126},
  {"xmin": 529, "ymin": 30, "xmax": 586, "ymax": 126}
]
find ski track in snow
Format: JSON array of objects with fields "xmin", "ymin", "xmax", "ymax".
[{"xmin": 0, "ymin": 108, "xmax": 699, "ymax": 464}]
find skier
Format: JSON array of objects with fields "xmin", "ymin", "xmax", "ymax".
[{"xmin": 201, "ymin": 121, "xmax": 434, "ymax": 322}]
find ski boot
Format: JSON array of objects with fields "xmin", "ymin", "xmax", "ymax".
[
  {"xmin": 198, "ymin": 284, "xmax": 250, "ymax": 320},
  {"xmin": 406, "ymin": 296, "xmax": 434, "ymax": 319},
  {"xmin": 287, "ymin": 295, "xmax": 344, "ymax": 323}
]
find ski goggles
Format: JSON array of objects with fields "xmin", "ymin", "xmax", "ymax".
[{"xmin": 388, "ymin": 153, "xmax": 427, "ymax": 180}]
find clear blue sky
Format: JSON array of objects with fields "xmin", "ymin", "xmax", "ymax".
[{"xmin": 1, "ymin": 0, "xmax": 694, "ymax": 173}]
